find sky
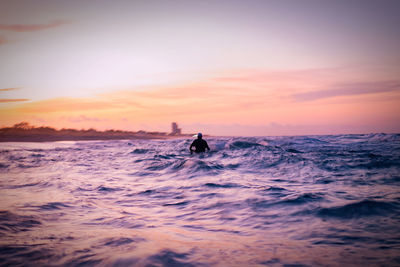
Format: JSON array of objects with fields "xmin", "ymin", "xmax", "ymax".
[{"xmin": 0, "ymin": 0, "xmax": 399, "ymax": 136}]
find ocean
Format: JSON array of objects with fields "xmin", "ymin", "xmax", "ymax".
[{"xmin": 0, "ymin": 134, "xmax": 399, "ymax": 266}]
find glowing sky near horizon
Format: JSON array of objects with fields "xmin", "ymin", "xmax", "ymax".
[{"xmin": 0, "ymin": 0, "xmax": 399, "ymax": 135}]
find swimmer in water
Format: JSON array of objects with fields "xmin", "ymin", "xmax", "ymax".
[{"xmin": 190, "ymin": 133, "xmax": 210, "ymax": 154}]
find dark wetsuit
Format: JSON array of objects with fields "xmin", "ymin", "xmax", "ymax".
[{"xmin": 190, "ymin": 138, "xmax": 210, "ymax": 153}]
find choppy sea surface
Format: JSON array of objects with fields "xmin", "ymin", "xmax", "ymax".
[{"xmin": 0, "ymin": 134, "xmax": 400, "ymax": 267}]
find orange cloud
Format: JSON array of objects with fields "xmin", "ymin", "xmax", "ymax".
[
  {"xmin": 13, "ymin": 97, "xmax": 130, "ymax": 113},
  {"xmin": 0, "ymin": 20, "xmax": 68, "ymax": 32},
  {"xmin": 1, "ymin": 67, "xmax": 399, "ymax": 135},
  {"xmin": 0, "ymin": 88, "xmax": 20, "ymax": 92},
  {"xmin": 0, "ymin": 99, "xmax": 29, "ymax": 103}
]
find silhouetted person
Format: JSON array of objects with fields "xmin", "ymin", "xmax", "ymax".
[{"xmin": 190, "ymin": 133, "xmax": 210, "ymax": 154}]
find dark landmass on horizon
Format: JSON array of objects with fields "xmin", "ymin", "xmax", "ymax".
[{"xmin": 0, "ymin": 122, "xmax": 194, "ymax": 142}]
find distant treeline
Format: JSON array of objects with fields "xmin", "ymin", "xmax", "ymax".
[{"xmin": 0, "ymin": 122, "xmax": 184, "ymax": 142}]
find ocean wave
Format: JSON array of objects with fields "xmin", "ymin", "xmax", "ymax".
[
  {"xmin": 228, "ymin": 140, "xmax": 266, "ymax": 149},
  {"xmin": 0, "ymin": 211, "xmax": 41, "ymax": 233},
  {"xmin": 317, "ymin": 200, "xmax": 399, "ymax": 219},
  {"xmin": 145, "ymin": 249, "xmax": 197, "ymax": 267},
  {"xmin": 35, "ymin": 202, "xmax": 71, "ymax": 211},
  {"xmin": 0, "ymin": 134, "xmax": 399, "ymax": 266}
]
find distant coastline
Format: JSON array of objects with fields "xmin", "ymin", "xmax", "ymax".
[{"xmin": 0, "ymin": 122, "xmax": 193, "ymax": 142}]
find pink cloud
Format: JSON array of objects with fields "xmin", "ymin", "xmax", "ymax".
[
  {"xmin": 0, "ymin": 20, "xmax": 68, "ymax": 32},
  {"xmin": 293, "ymin": 81, "xmax": 400, "ymax": 102}
]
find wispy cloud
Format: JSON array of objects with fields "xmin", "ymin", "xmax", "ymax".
[
  {"xmin": 4, "ymin": 69, "xmax": 398, "ymax": 118},
  {"xmin": 66, "ymin": 115, "xmax": 107, "ymax": 123},
  {"xmin": 293, "ymin": 81, "xmax": 400, "ymax": 102},
  {"xmin": 1, "ymin": 67, "xmax": 399, "ymax": 134},
  {"xmin": 12, "ymin": 97, "xmax": 127, "ymax": 113},
  {"xmin": 0, "ymin": 35, "xmax": 9, "ymax": 45},
  {"xmin": 0, "ymin": 87, "xmax": 20, "ymax": 92},
  {"xmin": 0, "ymin": 99, "xmax": 29, "ymax": 103},
  {"xmin": 0, "ymin": 20, "xmax": 68, "ymax": 32}
]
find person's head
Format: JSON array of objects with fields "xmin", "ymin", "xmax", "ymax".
[{"xmin": 197, "ymin": 133, "xmax": 202, "ymax": 139}]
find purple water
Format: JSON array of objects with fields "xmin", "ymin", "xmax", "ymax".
[{"xmin": 1, "ymin": 134, "xmax": 400, "ymax": 266}]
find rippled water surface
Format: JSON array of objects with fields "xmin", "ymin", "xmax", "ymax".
[{"xmin": 1, "ymin": 134, "xmax": 400, "ymax": 266}]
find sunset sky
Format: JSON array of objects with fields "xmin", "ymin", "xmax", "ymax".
[{"xmin": 0, "ymin": 0, "xmax": 399, "ymax": 136}]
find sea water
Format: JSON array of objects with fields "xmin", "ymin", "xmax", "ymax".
[{"xmin": 0, "ymin": 134, "xmax": 399, "ymax": 266}]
